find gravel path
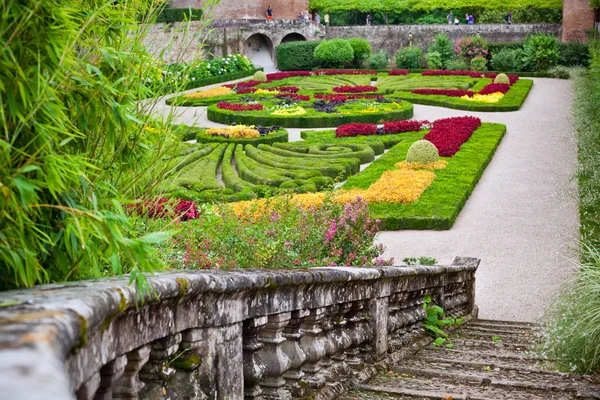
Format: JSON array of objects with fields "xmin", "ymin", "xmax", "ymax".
[{"xmin": 153, "ymin": 78, "xmax": 579, "ymax": 323}]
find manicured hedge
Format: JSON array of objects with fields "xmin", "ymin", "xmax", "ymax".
[
  {"xmin": 276, "ymin": 41, "xmax": 321, "ymax": 71},
  {"xmin": 206, "ymin": 101, "xmax": 414, "ymax": 128},
  {"xmin": 300, "ymin": 130, "xmax": 411, "ymax": 150},
  {"xmin": 393, "ymin": 79, "xmax": 533, "ymax": 112},
  {"xmin": 342, "ymin": 123, "xmax": 507, "ymax": 230},
  {"xmin": 266, "ymin": 143, "xmax": 375, "ymax": 164},
  {"xmin": 195, "ymin": 128, "xmax": 289, "ymax": 146}
]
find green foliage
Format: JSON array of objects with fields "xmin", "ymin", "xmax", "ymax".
[
  {"xmin": 455, "ymin": 36, "xmax": 489, "ymax": 62},
  {"xmin": 154, "ymin": 8, "xmax": 203, "ymax": 23},
  {"xmin": 403, "ymin": 256, "xmax": 437, "ymax": 265},
  {"xmin": 491, "ymin": 49, "xmax": 519, "ymax": 72},
  {"xmin": 425, "ymin": 52, "xmax": 444, "ymax": 70},
  {"xmin": 494, "ymin": 73, "xmax": 510, "ymax": 84},
  {"xmin": 406, "ymin": 140, "xmax": 439, "ymax": 164},
  {"xmin": 314, "ymin": 39, "xmax": 355, "ymax": 68},
  {"xmin": 368, "ymin": 49, "xmax": 390, "ymax": 69},
  {"xmin": 275, "ymin": 41, "xmax": 321, "ymax": 71},
  {"xmin": 395, "ymin": 46, "xmax": 422, "ymax": 69},
  {"xmin": 470, "ymin": 56, "xmax": 488, "ymax": 72},
  {"xmin": 253, "ymin": 70, "xmax": 267, "ymax": 82},
  {"xmin": 348, "ymin": 38, "xmax": 373, "ymax": 67},
  {"xmin": 428, "ymin": 33, "xmax": 455, "ymax": 68},
  {"xmin": 477, "ymin": 8, "xmax": 562, "ymax": 23},
  {"xmin": 548, "ymin": 66, "xmax": 571, "ymax": 79},
  {"xmin": 446, "ymin": 57, "xmax": 468, "ymax": 71},
  {"xmin": 522, "ymin": 34, "xmax": 561, "ymax": 72},
  {"xmin": 558, "ymin": 42, "xmax": 591, "ymax": 68},
  {"xmin": 423, "ymin": 295, "xmax": 462, "ymax": 342}
]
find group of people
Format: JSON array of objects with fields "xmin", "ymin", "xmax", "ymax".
[
  {"xmin": 297, "ymin": 9, "xmax": 329, "ymax": 26},
  {"xmin": 447, "ymin": 10, "xmax": 513, "ymax": 25}
]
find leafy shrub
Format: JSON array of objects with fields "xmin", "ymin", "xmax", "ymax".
[
  {"xmin": 558, "ymin": 41, "xmax": 591, "ymax": 67},
  {"xmin": 253, "ymin": 70, "xmax": 267, "ymax": 82},
  {"xmin": 548, "ymin": 66, "xmax": 571, "ymax": 79},
  {"xmin": 406, "ymin": 140, "xmax": 439, "ymax": 164},
  {"xmin": 369, "ymin": 49, "xmax": 389, "ymax": 69},
  {"xmin": 454, "ymin": 36, "xmax": 488, "ymax": 62},
  {"xmin": 470, "ymin": 56, "xmax": 488, "ymax": 72},
  {"xmin": 428, "ymin": 33, "xmax": 455, "ymax": 68},
  {"xmin": 348, "ymin": 37, "xmax": 372, "ymax": 67},
  {"xmin": 493, "ymin": 73, "xmax": 510, "ymax": 84},
  {"xmin": 522, "ymin": 34, "xmax": 560, "ymax": 71},
  {"xmin": 445, "ymin": 57, "xmax": 468, "ymax": 71},
  {"xmin": 275, "ymin": 41, "xmax": 321, "ymax": 71},
  {"xmin": 154, "ymin": 8, "xmax": 203, "ymax": 23},
  {"xmin": 395, "ymin": 46, "xmax": 422, "ymax": 69},
  {"xmin": 491, "ymin": 48, "xmax": 518, "ymax": 71},
  {"xmin": 425, "ymin": 51, "xmax": 443, "ymax": 70},
  {"xmin": 314, "ymin": 39, "xmax": 355, "ymax": 68}
]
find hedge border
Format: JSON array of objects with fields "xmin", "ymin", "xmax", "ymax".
[
  {"xmin": 195, "ymin": 128, "xmax": 289, "ymax": 146},
  {"xmin": 206, "ymin": 102, "xmax": 414, "ymax": 128}
]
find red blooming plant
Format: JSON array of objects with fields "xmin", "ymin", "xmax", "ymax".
[
  {"xmin": 383, "ymin": 120, "xmax": 429, "ymax": 134},
  {"xmin": 275, "ymin": 86, "xmax": 300, "ymax": 93},
  {"xmin": 223, "ymin": 80, "xmax": 261, "ymax": 89},
  {"xmin": 332, "ymin": 85, "xmax": 378, "ymax": 93},
  {"xmin": 422, "ymin": 116, "xmax": 482, "ymax": 157},
  {"xmin": 130, "ymin": 198, "xmax": 200, "ymax": 221},
  {"xmin": 266, "ymin": 71, "xmax": 312, "ymax": 81},
  {"xmin": 478, "ymin": 83, "xmax": 510, "ymax": 95},
  {"xmin": 236, "ymin": 87, "xmax": 257, "ymax": 94},
  {"xmin": 335, "ymin": 123, "xmax": 378, "ymax": 137},
  {"xmin": 275, "ymin": 93, "xmax": 311, "ymax": 101},
  {"xmin": 422, "ymin": 70, "xmax": 484, "ymax": 78},
  {"xmin": 388, "ymin": 70, "xmax": 410, "ymax": 76},
  {"xmin": 484, "ymin": 73, "xmax": 519, "ymax": 85},
  {"xmin": 314, "ymin": 69, "xmax": 376, "ymax": 75},
  {"xmin": 217, "ymin": 101, "xmax": 264, "ymax": 111},
  {"xmin": 314, "ymin": 94, "xmax": 383, "ymax": 102},
  {"xmin": 411, "ymin": 89, "xmax": 474, "ymax": 98}
]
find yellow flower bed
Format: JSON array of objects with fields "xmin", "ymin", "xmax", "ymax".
[
  {"xmin": 256, "ymin": 88, "xmax": 280, "ymax": 95},
  {"xmin": 206, "ymin": 125, "xmax": 260, "ymax": 138},
  {"xmin": 460, "ymin": 92, "xmax": 504, "ymax": 103},
  {"xmin": 271, "ymin": 106, "xmax": 307, "ymax": 116},
  {"xmin": 339, "ymin": 102, "xmax": 403, "ymax": 115},
  {"xmin": 396, "ymin": 160, "xmax": 448, "ymax": 170},
  {"xmin": 225, "ymin": 193, "xmax": 331, "ymax": 220},
  {"xmin": 183, "ymin": 86, "xmax": 232, "ymax": 99}
]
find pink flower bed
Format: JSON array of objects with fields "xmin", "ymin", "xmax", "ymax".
[
  {"xmin": 130, "ymin": 198, "xmax": 200, "ymax": 221},
  {"xmin": 275, "ymin": 93, "xmax": 310, "ymax": 101},
  {"xmin": 411, "ymin": 89, "xmax": 474, "ymax": 98},
  {"xmin": 314, "ymin": 94, "xmax": 383, "ymax": 102},
  {"xmin": 388, "ymin": 70, "xmax": 410, "ymax": 76},
  {"xmin": 217, "ymin": 101, "xmax": 264, "ymax": 111},
  {"xmin": 314, "ymin": 69, "xmax": 376, "ymax": 75},
  {"xmin": 335, "ymin": 123, "xmax": 377, "ymax": 138},
  {"xmin": 332, "ymin": 85, "xmax": 378, "ymax": 93},
  {"xmin": 478, "ymin": 83, "xmax": 510, "ymax": 95},
  {"xmin": 383, "ymin": 120, "xmax": 429, "ymax": 134},
  {"xmin": 422, "ymin": 116, "xmax": 482, "ymax": 157},
  {"xmin": 266, "ymin": 71, "xmax": 312, "ymax": 81}
]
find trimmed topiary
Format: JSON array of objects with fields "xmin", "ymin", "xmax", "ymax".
[
  {"xmin": 314, "ymin": 39, "xmax": 354, "ymax": 68},
  {"xmin": 406, "ymin": 140, "xmax": 439, "ymax": 164},
  {"xmin": 494, "ymin": 73, "xmax": 510, "ymax": 84},
  {"xmin": 253, "ymin": 71, "xmax": 267, "ymax": 82}
]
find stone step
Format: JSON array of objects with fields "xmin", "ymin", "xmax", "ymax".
[
  {"xmin": 468, "ymin": 319, "xmax": 538, "ymax": 331},
  {"xmin": 419, "ymin": 347, "xmax": 545, "ymax": 367},
  {"xmin": 451, "ymin": 329, "xmax": 536, "ymax": 344},
  {"xmin": 428, "ymin": 337, "xmax": 533, "ymax": 353},
  {"xmin": 462, "ymin": 324, "xmax": 538, "ymax": 336}
]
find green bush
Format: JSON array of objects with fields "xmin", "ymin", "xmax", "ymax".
[
  {"xmin": 314, "ymin": 39, "xmax": 355, "ymax": 68},
  {"xmin": 395, "ymin": 46, "xmax": 422, "ymax": 69},
  {"xmin": 348, "ymin": 37, "xmax": 372, "ymax": 67},
  {"xmin": 558, "ymin": 41, "xmax": 591, "ymax": 67},
  {"xmin": 155, "ymin": 8, "xmax": 203, "ymax": 23},
  {"xmin": 446, "ymin": 57, "xmax": 468, "ymax": 71},
  {"xmin": 428, "ymin": 33, "xmax": 454, "ymax": 68},
  {"xmin": 275, "ymin": 41, "xmax": 321, "ymax": 71},
  {"xmin": 522, "ymin": 34, "xmax": 561, "ymax": 71},
  {"xmin": 369, "ymin": 49, "xmax": 389, "ymax": 69},
  {"xmin": 548, "ymin": 66, "xmax": 571, "ymax": 79},
  {"xmin": 491, "ymin": 48, "xmax": 518, "ymax": 71},
  {"xmin": 425, "ymin": 51, "xmax": 443, "ymax": 70},
  {"xmin": 406, "ymin": 140, "xmax": 439, "ymax": 164},
  {"xmin": 253, "ymin": 70, "xmax": 267, "ymax": 82},
  {"xmin": 470, "ymin": 56, "xmax": 488, "ymax": 72},
  {"xmin": 455, "ymin": 36, "xmax": 488, "ymax": 63},
  {"xmin": 493, "ymin": 73, "xmax": 510, "ymax": 84}
]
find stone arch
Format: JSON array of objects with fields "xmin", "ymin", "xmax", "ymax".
[
  {"xmin": 281, "ymin": 32, "xmax": 306, "ymax": 43},
  {"xmin": 245, "ymin": 33, "xmax": 274, "ymax": 67}
]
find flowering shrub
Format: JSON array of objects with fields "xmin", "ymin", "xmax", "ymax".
[
  {"xmin": 454, "ymin": 36, "xmax": 488, "ymax": 61},
  {"xmin": 411, "ymin": 89, "xmax": 474, "ymax": 98},
  {"xmin": 335, "ymin": 123, "xmax": 377, "ymax": 137},
  {"xmin": 388, "ymin": 70, "xmax": 410, "ymax": 75},
  {"xmin": 183, "ymin": 86, "xmax": 233, "ymax": 99},
  {"xmin": 314, "ymin": 94, "xmax": 384, "ymax": 102},
  {"xmin": 275, "ymin": 86, "xmax": 300, "ymax": 93},
  {"xmin": 130, "ymin": 198, "xmax": 200, "ymax": 221},
  {"xmin": 422, "ymin": 116, "xmax": 482, "ymax": 157},
  {"xmin": 266, "ymin": 71, "xmax": 312, "ymax": 81},
  {"xmin": 217, "ymin": 101, "xmax": 264, "ymax": 111},
  {"xmin": 236, "ymin": 87, "xmax": 257, "ymax": 94},
  {"xmin": 383, "ymin": 120, "xmax": 429, "ymax": 134},
  {"xmin": 333, "ymin": 85, "xmax": 378, "ymax": 93},
  {"xmin": 314, "ymin": 69, "xmax": 376, "ymax": 75},
  {"xmin": 223, "ymin": 80, "xmax": 261, "ymax": 89},
  {"xmin": 275, "ymin": 93, "xmax": 310, "ymax": 102},
  {"xmin": 478, "ymin": 83, "xmax": 510, "ymax": 95},
  {"xmin": 255, "ymin": 88, "xmax": 280, "ymax": 95},
  {"xmin": 206, "ymin": 125, "xmax": 260, "ymax": 138}
]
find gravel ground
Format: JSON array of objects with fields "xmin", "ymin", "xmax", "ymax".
[{"xmin": 153, "ymin": 78, "xmax": 579, "ymax": 323}]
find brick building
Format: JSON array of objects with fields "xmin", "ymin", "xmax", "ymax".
[
  {"xmin": 562, "ymin": 0, "xmax": 596, "ymax": 41},
  {"xmin": 169, "ymin": 0, "xmax": 310, "ymax": 20}
]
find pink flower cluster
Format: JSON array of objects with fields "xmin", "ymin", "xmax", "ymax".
[
  {"xmin": 314, "ymin": 69, "xmax": 376, "ymax": 75},
  {"xmin": 383, "ymin": 120, "xmax": 429, "ymax": 134},
  {"xmin": 217, "ymin": 101, "xmax": 264, "ymax": 111},
  {"xmin": 422, "ymin": 116, "xmax": 482, "ymax": 157},
  {"xmin": 411, "ymin": 89, "xmax": 474, "ymax": 97},
  {"xmin": 130, "ymin": 198, "xmax": 200, "ymax": 221},
  {"xmin": 332, "ymin": 85, "xmax": 378, "ymax": 93},
  {"xmin": 314, "ymin": 93, "xmax": 383, "ymax": 102},
  {"xmin": 266, "ymin": 71, "xmax": 312, "ymax": 81},
  {"xmin": 388, "ymin": 70, "xmax": 410, "ymax": 76},
  {"xmin": 223, "ymin": 80, "xmax": 261, "ymax": 89},
  {"xmin": 275, "ymin": 93, "xmax": 310, "ymax": 101},
  {"xmin": 478, "ymin": 83, "xmax": 510, "ymax": 95},
  {"xmin": 335, "ymin": 123, "xmax": 377, "ymax": 138}
]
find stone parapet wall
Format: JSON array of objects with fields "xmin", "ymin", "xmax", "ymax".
[{"xmin": 0, "ymin": 258, "xmax": 479, "ymax": 399}]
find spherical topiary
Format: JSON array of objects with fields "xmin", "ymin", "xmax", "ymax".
[
  {"xmin": 406, "ymin": 140, "xmax": 439, "ymax": 164},
  {"xmin": 313, "ymin": 39, "xmax": 354, "ymax": 68},
  {"xmin": 493, "ymin": 73, "xmax": 510, "ymax": 84},
  {"xmin": 253, "ymin": 71, "xmax": 267, "ymax": 82}
]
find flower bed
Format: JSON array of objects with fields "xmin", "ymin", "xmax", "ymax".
[
  {"xmin": 333, "ymin": 85, "xmax": 378, "ymax": 93},
  {"xmin": 314, "ymin": 69, "xmax": 376, "ymax": 75},
  {"xmin": 388, "ymin": 70, "xmax": 410, "ymax": 76},
  {"xmin": 336, "ymin": 123, "xmax": 377, "ymax": 138},
  {"xmin": 275, "ymin": 93, "xmax": 311, "ymax": 102},
  {"xmin": 422, "ymin": 70, "xmax": 519, "ymax": 85},
  {"xmin": 314, "ymin": 94, "xmax": 384, "ymax": 102},
  {"xmin": 266, "ymin": 71, "xmax": 312, "ymax": 81},
  {"xmin": 478, "ymin": 83, "xmax": 510, "ymax": 95},
  {"xmin": 384, "ymin": 120, "xmax": 429, "ymax": 134},
  {"xmin": 411, "ymin": 89, "xmax": 473, "ymax": 98},
  {"xmin": 195, "ymin": 127, "xmax": 289, "ymax": 146},
  {"xmin": 422, "ymin": 116, "xmax": 482, "ymax": 157},
  {"xmin": 130, "ymin": 198, "xmax": 200, "ymax": 221},
  {"xmin": 223, "ymin": 80, "xmax": 261, "ymax": 89},
  {"xmin": 206, "ymin": 125, "xmax": 260, "ymax": 139},
  {"xmin": 217, "ymin": 101, "xmax": 264, "ymax": 111},
  {"xmin": 275, "ymin": 86, "xmax": 300, "ymax": 93},
  {"xmin": 236, "ymin": 87, "xmax": 257, "ymax": 94},
  {"xmin": 183, "ymin": 86, "xmax": 233, "ymax": 99}
]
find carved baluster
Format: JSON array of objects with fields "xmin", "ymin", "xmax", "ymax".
[
  {"xmin": 258, "ymin": 312, "xmax": 292, "ymax": 399},
  {"xmin": 243, "ymin": 316, "xmax": 268, "ymax": 399},
  {"xmin": 282, "ymin": 309, "xmax": 309, "ymax": 397},
  {"xmin": 76, "ymin": 372, "xmax": 100, "ymax": 400},
  {"xmin": 320, "ymin": 305, "xmax": 337, "ymax": 382},
  {"xmin": 344, "ymin": 301, "xmax": 364, "ymax": 369},
  {"xmin": 330, "ymin": 302, "xmax": 352, "ymax": 377},
  {"xmin": 113, "ymin": 344, "xmax": 151, "ymax": 399},
  {"xmin": 299, "ymin": 307, "xmax": 326, "ymax": 389},
  {"xmin": 93, "ymin": 355, "xmax": 127, "ymax": 400},
  {"xmin": 138, "ymin": 333, "xmax": 182, "ymax": 399}
]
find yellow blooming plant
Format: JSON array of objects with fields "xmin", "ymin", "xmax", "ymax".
[
  {"xmin": 271, "ymin": 106, "xmax": 307, "ymax": 116},
  {"xmin": 206, "ymin": 125, "xmax": 260, "ymax": 138},
  {"xmin": 460, "ymin": 92, "xmax": 504, "ymax": 103},
  {"xmin": 255, "ymin": 88, "xmax": 280, "ymax": 95},
  {"xmin": 396, "ymin": 160, "xmax": 448, "ymax": 170},
  {"xmin": 183, "ymin": 86, "xmax": 233, "ymax": 99}
]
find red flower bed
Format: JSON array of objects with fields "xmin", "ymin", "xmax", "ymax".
[
  {"xmin": 335, "ymin": 123, "xmax": 377, "ymax": 138},
  {"xmin": 217, "ymin": 101, "xmax": 264, "ymax": 111},
  {"xmin": 266, "ymin": 71, "xmax": 312, "ymax": 81},
  {"xmin": 422, "ymin": 116, "xmax": 482, "ymax": 157},
  {"xmin": 314, "ymin": 69, "xmax": 376, "ymax": 75},
  {"xmin": 314, "ymin": 94, "xmax": 383, "ymax": 102},
  {"xmin": 333, "ymin": 85, "xmax": 378, "ymax": 93},
  {"xmin": 130, "ymin": 198, "xmax": 200, "ymax": 221},
  {"xmin": 478, "ymin": 83, "xmax": 510, "ymax": 95},
  {"xmin": 422, "ymin": 70, "xmax": 483, "ymax": 78},
  {"xmin": 275, "ymin": 86, "xmax": 300, "ymax": 93},
  {"xmin": 275, "ymin": 93, "xmax": 310, "ymax": 101},
  {"xmin": 236, "ymin": 87, "xmax": 257, "ymax": 94},
  {"xmin": 411, "ymin": 89, "xmax": 474, "ymax": 98},
  {"xmin": 223, "ymin": 80, "xmax": 261, "ymax": 89},
  {"xmin": 383, "ymin": 120, "xmax": 429, "ymax": 134},
  {"xmin": 389, "ymin": 70, "xmax": 410, "ymax": 76}
]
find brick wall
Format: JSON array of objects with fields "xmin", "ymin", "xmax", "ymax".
[
  {"xmin": 562, "ymin": 0, "xmax": 595, "ymax": 42},
  {"xmin": 169, "ymin": 0, "xmax": 309, "ymax": 20}
]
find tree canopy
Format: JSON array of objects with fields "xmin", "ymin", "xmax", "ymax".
[{"xmin": 309, "ymin": 0, "xmax": 562, "ymax": 13}]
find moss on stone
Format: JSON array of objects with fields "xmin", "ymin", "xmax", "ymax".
[
  {"xmin": 100, "ymin": 289, "xmax": 128, "ymax": 332},
  {"xmin": 175, "ymin": 277, "xmax": 190, "ymax": 297}
]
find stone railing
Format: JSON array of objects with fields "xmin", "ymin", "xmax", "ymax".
[{"xmin": 0, "ymin": 257, "xmax": 479, "ymax": 399}]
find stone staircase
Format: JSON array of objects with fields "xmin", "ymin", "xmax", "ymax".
[{"xmin": 340, "ymin": 319, "xmax": 600, "ymax": 400}]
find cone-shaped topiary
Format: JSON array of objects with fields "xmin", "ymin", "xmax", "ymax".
[
  {"xmin": 406, "ymin": 140, "xmax": 439, "ymax": 164},
  {"xmin": 494, "ymin": 73, "xmax": 510, "ymax": 85},
  {"xmin": 253, "ymin": 71, "xmax": 267, "ymax": 82}
]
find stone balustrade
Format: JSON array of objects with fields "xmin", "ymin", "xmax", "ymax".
[{"xmin": 0, "ymin": 257, "xmax": 479, "ymax": 399}]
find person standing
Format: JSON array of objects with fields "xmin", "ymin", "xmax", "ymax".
[
  {"xmin": 366, "ymin": 14, "xmax": 371, "ymax": 26},
  {"xmin": 266, "ymin": 5, "xmax": 273, "ymax": 22},
  {"xmin": 303, "ymin": 9, "xmax": 309, "ymax": 24},
  {"xmin": 324, "ymin": 13, "xmax": 330, "ymax": 26},
  {"xmin": 315, "ymin": 12, "xmax": 321, "ymax": 26},
  {"xmin": 454, "ymin": 16, "xmax": 459, "ymax": 25},
  {"xmin": 447, "ymin": 11, "xmax": 453, "ymax": 25},
  {"xmin": 505, "ymin": 10, "xmax": 513, "ymax": 25},
  {"xmin": 468, "ymin": 14, "xmax": 474, "ymax": 24}
]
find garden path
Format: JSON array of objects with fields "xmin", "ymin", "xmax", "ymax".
[{"xmin": 154, "ymin": 78, "xmax": 579, "ymax": 323}]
